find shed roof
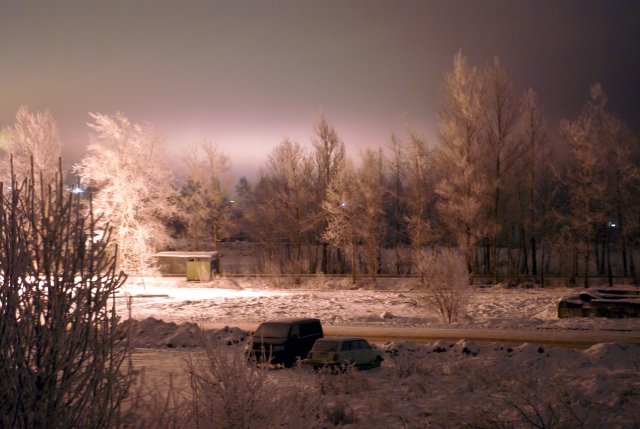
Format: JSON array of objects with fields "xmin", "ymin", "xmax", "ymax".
[{"xmin": 152, "ymin": 251, "xmax": 219, "ymax": 259}]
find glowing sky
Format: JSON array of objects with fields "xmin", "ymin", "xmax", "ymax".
[{"xmin": 1, "ymin": 0, "xmax": 639, "ymax": 177}]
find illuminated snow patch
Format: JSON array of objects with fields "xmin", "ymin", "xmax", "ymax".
[{"xmin": 122, "ymin": 285, "xmax": 292, "ymax": 300}]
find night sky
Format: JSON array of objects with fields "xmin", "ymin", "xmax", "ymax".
[{"xmin": 1, "ymin": 0, "xmax": 639, "ymax": 177}]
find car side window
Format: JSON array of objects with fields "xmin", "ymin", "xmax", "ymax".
[
  {"xmin": 341, "ymin": 341, "xmax": 352, "ymax": 351},
  {"xmin": 358, "ymin": 340, "xmax": 370, "ymax": 349}
]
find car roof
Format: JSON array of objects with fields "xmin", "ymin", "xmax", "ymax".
[
  {"xmin": 259, "ymin": 318, "xmax": 321, "ymax": 325},
  {"xmin": 316, "ymin": 336, "xmax": 367, "ymax": 342}
]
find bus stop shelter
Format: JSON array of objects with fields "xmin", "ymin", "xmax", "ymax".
[{"xmin": 152, "ymin": 251, "xmax": 220, "ymax": 281}]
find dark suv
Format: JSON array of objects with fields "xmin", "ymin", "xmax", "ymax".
[{"xmin": 246, "ymin": 318, "xmax": 323, "ymax": 367}]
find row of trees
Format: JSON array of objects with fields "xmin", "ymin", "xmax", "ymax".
[{"xmin": 2, "ymin": 52, "xmax": 639, "ymax": 286}]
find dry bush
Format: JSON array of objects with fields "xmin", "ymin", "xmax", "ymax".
[
  {"xmin": 185, "ymin": 338, "xmax": 272, "ymax": 428},
  {"xmin": 183, "ymin": 335, "xmax": 355, "ymax": 428},
  {"xmin": 122, "ymin": 372, "xmax": 193, "ymax": 429},
  {"xmin": 465, "ymin": 366, "xmax": 603, "ymax": 429},
  {"xmin": 0, "ymin": 161, "xmax": 131, "ymax": 428},
  {"xmin": 391, "ymin": 353, "xmax": 421, "ymax": 379},
  {"xmin": 413, "ymin": 248, "xmax": 470, "ymax": 323}
]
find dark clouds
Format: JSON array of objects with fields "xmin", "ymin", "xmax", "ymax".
[{"xmin": 1, "ymin": 0, "xmax": 638, "ymax": 175}]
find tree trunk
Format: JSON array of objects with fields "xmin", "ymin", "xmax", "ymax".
[
  {"xmin": 606, "ymin": 229, "xmax": 613, "ymax": 287},
  {"xmin": 583, "ymin": 237, "xmax": 590, "ymax": 288}
]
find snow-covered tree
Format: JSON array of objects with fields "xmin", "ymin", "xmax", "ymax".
[
  {"xmin": 481, "ymin": 57, "xmax": 524, "ymax": 279},
  {"xmin": 604, "ymin": 120, "xmax": 640, "ymax": 283},
  {"xmin": 561, "ymin": 85, "xmax": 609, "ymax": 287},
  {"xmin": 516, "ymin": 89, "xmax": 556, "ymax": 280},
  {"xmin": 323, "ymin": 150, "xmax": 386, "ymax": 284},
  {"xmin": 588, "ymin": 87, "xmax": 640, "ymax": 284},
  {"xmin": 245, "ymin": 139, "xmax": 316, "ymax": 274},
  {"xmin": 404, "ymin": 133, "xmax": 437, "ymax": 251},
  {"xmin": 3, "ymin": 105, "xmax": 62, "ymax": 184},
  {"xmin": 322, "ymin": 160, "xmax": 359, "ymax": 284},
  {"xmin": 244, "ymin": 173, "xmax": 282, "ymax": 270},
  {"xmin": 435, "ymin": 51, "xmax": 489, "ymax": 274},
  {"xmin": 181, "ymin": 140, "xmax": 233, "ymax": 250},
  {"xmin": 357, "ymin": 149, "xmax": 387, "ymax": 282},
  {"xmin": 385, "ymin": 133, "xmax": 408, "ymax": 275},
  {"xmin": 311, "ymin": 114, "xmax": 346, "ymax": 273},
  {"xmin": 74, "ymin": 112, "xmax": 171, "ymax": 275},
  {"xmin": 267, "ymin": 139, "xmax": 315, "ymax": 271}
]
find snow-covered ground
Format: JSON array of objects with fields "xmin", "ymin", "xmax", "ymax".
[
  {"xmin": 119, "ymin": 277, "xmax": 640, "ymax": 428},
  {"xmin": 119, "ymin": 276, "xmax": 640, "ymax": 332}
]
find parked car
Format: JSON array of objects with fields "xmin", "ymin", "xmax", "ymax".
[
  {"xmin": 245, "ymin": 318, "xmax": 323, "ymax": 367},
  {"xmin": 305, "ymin": 336, "xmax": 383, "ymax": 370}
]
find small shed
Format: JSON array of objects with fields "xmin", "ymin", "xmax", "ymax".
[{"xmin": 152, "ymin": 251, "xmax": 220, "ymax": 281}]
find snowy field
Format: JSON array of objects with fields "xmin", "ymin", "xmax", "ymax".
[{"xmin": 118, "ymin": 277, "xmax": 640, "ymax": 428}]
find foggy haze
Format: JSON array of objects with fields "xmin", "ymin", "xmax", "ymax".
[{"xmin": 1, "ymin": 0, "xmax": 638, "ymax": 177}]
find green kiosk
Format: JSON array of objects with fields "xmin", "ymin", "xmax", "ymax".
[{"xmin": 152, "ymin": 251, "xmax": 220, "ymax": 281}]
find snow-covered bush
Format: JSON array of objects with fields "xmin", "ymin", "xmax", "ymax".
[
  {"xmin": 0, "ymin": 164, "xmax": 131, "ymax": 428},
  {"xmin": 185, "ymin": 338, "xmax": 271, "ymax": 428},
  {"xmin": 413, "ymin": 248, "xmax": 470, "ymax": 323}
]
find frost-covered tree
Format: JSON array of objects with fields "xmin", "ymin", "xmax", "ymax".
[
  {"xmin": 435, "ymin": 51, "xmax": 489, "ymax": 275},
  {"xmin": 311, "ymin": 114, "xmax": 346, "ymax": 273},
  {"xmin": 267, "ymin": 139, "xmax": 315, "ymax": 272},
  {"xmin": 385, "ymin": 133, "xmax": 407, "ymax": 275},
  {"xmin": 586, "ymin": 87, "xmax": 640, "ymax": 284},
  {"xmin": 0, "ymin": 162, "xmax": 131, "ymax": 428},
  {"xmin": 323, "ymin": 160, "xmax": 359, "ymax": 284},
  {"xmin": 604, "ymin": 120, "xmax": 640, "ymax": 283},
  {"xmin": 181, "ymin": 140, "xmax": 233, "ymax": 250},
  {"xmin": 3, "ymin": 105, "xmax": 62, "ymax": 184},
  {"xmin": 404, "ymin": 133, "xmax": 437, "ymax": 251},
  {"xmin": 244, "ymin": 173, "xmax": 282, "ymax": 270},
  {"xmin": 74, "ymin": 112, "xmax": 171, "ymax": 275},
  {"xmin": 561, "ymin": 85, "xmax": 609, "ymax": 287},
  {"xmin": 516, "ymin": 89, "xmax": 556, "ymax": 280},
  {"xmin": 357, "ymin": 149, "xmax": 387, "ymax": 282},
  {"xmin": 323, "ymin": 150, "xmax": 386, "ymax": 284},
  {"xmin": 482, "ymin": 57, "xmax": 524, "ymax": 279},
  {"xmin": 245, "ymin": 139, "xmax": 315, "ymax": 273}
]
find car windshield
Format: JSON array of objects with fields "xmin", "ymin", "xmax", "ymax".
[
  {"xmin": 313, "ymin": 340, "xmax": 340, "ymax": 352},
  {"xmin": 254, "ymin": 323, "xmax": 290, "ymax": 338}
]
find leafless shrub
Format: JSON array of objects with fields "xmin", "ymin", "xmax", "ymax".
[
  {"xmin": 313, "ymin": 363, "xmax": 366, "ymax": 395},
  {"xmin": 0, "ymin": 160, "xmax": 131, "ymax": 428},
  {"xmin": 413, "ymin": 248, "xmax": 470, "ymax": 323},
  {"xmin": 322, "ymin": 396, "xmax": 358, "ymax": 426},
  {"xmin": 467, "ymin": 369, "xmax": 602, "ymax": 429},
  {"xmin": 185, "ymin": 337, "xmax": 272, "ymax": 428},
  {"xmin": 122, "ymin": 372, "xmax": 193, "ymax": 429},
  {"xmin": 391, "ymin": 353, "xmax": 420, "ymax": 378}
]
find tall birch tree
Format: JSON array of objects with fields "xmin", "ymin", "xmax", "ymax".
[
  {"xmin": 4, "ymin": 105, "xmax": 62, "ymax": 184},
  {"xmin": 386, "ymin": 133, "xmax": 406, "ymax": 274},
  {"xmin": 517, "ymin": 89, "xmax": 555, "ymax": 280},
  {"xmin": 435, "ymin": 51, "xmax": 489, "ymax": 274},
  {"xmin": 264, "ymin": 139, "xmax": 315, "ymax": 272},
  {"xmin": 404, "ymin": 133, "xmax": 437, "ymax": 251},
  {"xmin": 74, "ymin": 113, "xmax": 171, "ymax": 275},
  {"xmin": 357, "ymin": 149, "xmax": 386, "ymax": 282},
  {"xmin": 561, "ymin": 85, "xmax": 608, "ymax": 287},
  {"xmin": 323, "ymin": 160, "xmax": 359, "ymax": 284},
  {"xmin": 311, "ymin": 115, "xmax": 346, "ymax": 273},
  {"xmin": 482, "ymin": 57, "xmax": 524, "ymax": 279},
  {"xmin": 182, "ymin": 140, "xmax": 233, "ymax": 250}
]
